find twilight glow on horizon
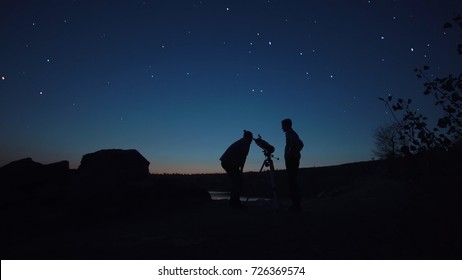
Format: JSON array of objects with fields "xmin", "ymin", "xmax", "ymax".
[{"xmin": 1, "ymin": 0, "xmax": 461, "ymax": 174}]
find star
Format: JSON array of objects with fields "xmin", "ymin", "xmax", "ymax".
[{"xmin": 1, "ymin": 0, "xmax": 457, "ymax": 175}]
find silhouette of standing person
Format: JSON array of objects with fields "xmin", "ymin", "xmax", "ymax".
[
  {"xmin": 220, "ymin": 130, "xmax": 253, "ymax": 209},
  {"xmin": 282, "ymin": 119, "xmax": 304, "ymax": 212}
]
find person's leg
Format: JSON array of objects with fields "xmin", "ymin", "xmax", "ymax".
[
  {"xmin": 229, "ymin": 169, "xmax": 243, "ymax": 205},
  {"xmin": 286, "ymin": 158, "xmax": 301, "ymax": 209},
  {"xmin": 222, "ymin": 162, "xmax": 244, "ymax": 207}
]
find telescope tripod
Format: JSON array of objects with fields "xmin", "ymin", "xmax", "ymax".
[{"xmin": 246, "ymin": 151, "xmax": 280, "ymax": 208}]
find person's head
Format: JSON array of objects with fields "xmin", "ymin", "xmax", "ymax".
[
  {"xmin": 281, "ymin": 118, "xmax": 292, "ymax": 132},
  {"xmin": 243, "ymin": 130, "xmax": 253, "ymax": 140}
]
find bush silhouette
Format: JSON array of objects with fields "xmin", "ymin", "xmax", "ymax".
[{"xmin": 378, "ymin": 15, "xmax": 462, "ymax": 153}]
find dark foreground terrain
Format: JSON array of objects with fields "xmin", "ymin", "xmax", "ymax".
[{"xmin": 1, "ymin": 151, "xmax": 461, "ymax": 259}]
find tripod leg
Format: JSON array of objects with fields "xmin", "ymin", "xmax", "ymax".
[
  {"xmin": 246, "ymin": 159, "xmax": 267, "ymax": 203},
  {"xmin": 268, "ymin": 158, "xmax": 280, "ymax": 209},
  {"xmin": 259, "ymin": 160, "xmax": 266, "ymax": 173}
]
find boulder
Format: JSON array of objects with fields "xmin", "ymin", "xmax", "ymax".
[
  {"xmin": 44, "ymin": 160, "xmax": 70, "ymax": 177},
  {"xmin": 77, "ymin": 149, "xmax": 150, "ymax": 183},
  {"xmin": 0, "ymin": 158, "xmax": 70, "ymax": 210},
  {"xmin": 1, "ymin": 158, "xmax": 42, "ymax": 176},
  {"xmin": 0, "ymin": 158, "xmax": 70, "ymax": 187}
]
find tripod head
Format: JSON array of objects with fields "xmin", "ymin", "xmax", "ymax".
[{"xmin": 253, "ymin": 134, "xmax": 275, "ymax": 155}]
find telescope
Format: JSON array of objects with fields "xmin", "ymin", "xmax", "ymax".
[{"xmin": 253, "ymin": 134, "xmax": 275, "ymax": 154}]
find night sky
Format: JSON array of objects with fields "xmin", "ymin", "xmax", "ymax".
[{"xmin": 1, "ymin": 1, "xmax": 461, "ymax": 174}]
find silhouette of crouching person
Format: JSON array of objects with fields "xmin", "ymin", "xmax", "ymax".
[{"xmin": 220, "ymin": 130, "xmax": 253, "ymax": 209}]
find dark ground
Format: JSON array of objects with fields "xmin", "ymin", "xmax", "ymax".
[{"xmin": 1, "ymin": 159, "xmax": 461, "ymax": 260}]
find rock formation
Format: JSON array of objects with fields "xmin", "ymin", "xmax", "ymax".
[{"xmin": 77, "ymin": 149, "xmax": 150, "ymax": 183}]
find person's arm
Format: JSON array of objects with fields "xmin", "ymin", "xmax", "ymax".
[
  {"xmin": 285, "ymin": 132, "xmax": 294, "ymax": 157},
  {"xmin": 286, "ymin": 131, "xmax": 300, "ymax": 158}
]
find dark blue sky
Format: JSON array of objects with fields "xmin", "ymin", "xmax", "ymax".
[{"xmin": 1, "ymin": 0, "xmax": 461, "ymax": 173}]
